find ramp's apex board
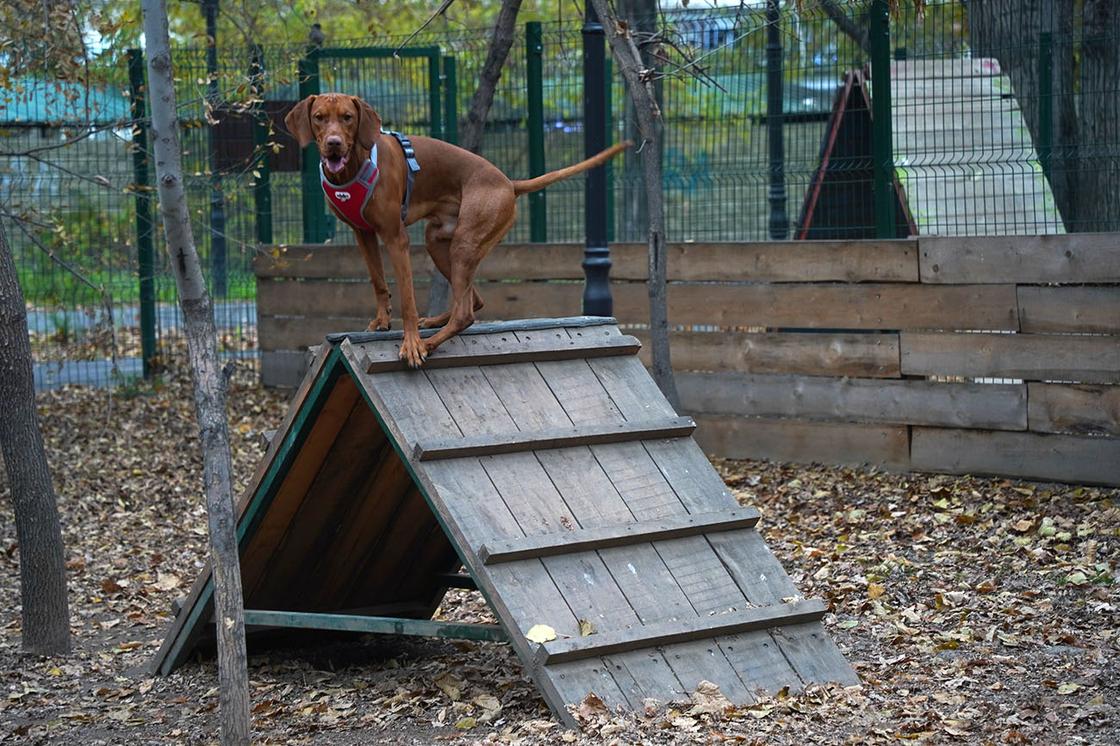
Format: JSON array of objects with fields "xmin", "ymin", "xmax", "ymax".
[{"xmin": 153, "ymin": 317, "xmax": 855, "ymax": 725}]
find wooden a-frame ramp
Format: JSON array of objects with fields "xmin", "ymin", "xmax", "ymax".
[{"xmin": 153, "ymin": 317, "xmax": 855, "ymax": 724}]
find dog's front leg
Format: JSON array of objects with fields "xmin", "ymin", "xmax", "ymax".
[
  {"xmin": 381, "ymin": 226, "xmax": 426, "ymax": 368},
  {"xmin": 354, "ymin": 230, "xmax": 391, "ymax": 331}
]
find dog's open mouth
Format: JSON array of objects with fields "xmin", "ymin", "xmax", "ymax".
[{"xmin": 322, "ymin": 153, "xmax": 348, "ymax": 174}]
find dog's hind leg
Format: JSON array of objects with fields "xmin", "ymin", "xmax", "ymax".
[{"xmin": 421, "ymin": 221, "xmax": 484, "ymax": 329}]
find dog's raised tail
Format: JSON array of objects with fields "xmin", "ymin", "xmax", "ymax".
[{"xmin": 512, "ymin": 141, "xmax": 631, "ymax": 196}]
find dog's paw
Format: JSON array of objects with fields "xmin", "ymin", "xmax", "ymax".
[
  {"xmin": 368, "ymin": 314, "xmax": 391, "ymax": 332},
  {"xmin": 398, "ymin": 335, "xmax": 428, "ymax": 369},
  {"xmin": 418, "ymin": 314, "xmax": 449, "ymax": 329}
]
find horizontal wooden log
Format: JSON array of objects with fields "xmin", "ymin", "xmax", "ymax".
[
  {"xmin": 1017, "ymin": 286, "xmax": 1120, "ymax": 334},
  {"xmin": 478, "ymin": 508, "xmax": 762, "ymax": 565},
  {"xmin": 693, "ymin": 415, "xmax": 911, "ymax": 470},
  {"xmin": 260, "ymin": 350, "xmax": 317, "ymax": 388},
  {"xmin": 536, "ymin": 599, "xmax": 827, "ymax": 665},
  {"xmin": 362, "ymin": 332, "xmax": 640, "ymax": 373},
  {"xmin": 1027, "ymin": 383, "xmax": 1120, "ymax": 437},
  {"xmin": 637, "ymin": 331, "xmax": 902, "ymax": 378},
  {"xmin": 413, "ymin": 417, "xmax": 697, "ymax": 461},
  {"xmin": 242, "ymin": 609, "xmax": 507, "ymax": 642},
  {"xmin": 911, "ymin": 428, "xmax": 1120, "ymax": 486},
  {"xmin": 678, "ymin": 372, "xmax": 1026, "ymax": 430},
  {"xmin": 255, "ymin": 240, "xmax": 918, "ymax": 283},
  {"xmin": 261, "ymin": 280, "xmax": 1019, "ymax": 332},
  {"xmin": 919, "ymin": 233, "xmax": 1120, "ymax": 284},
  {"xmin": 436, "ymin": 573, "xmax": 478, "ymax": 590},
  {"xmin": 900, "ymin": 332, "xmax": 1120, "ymax": 384}
]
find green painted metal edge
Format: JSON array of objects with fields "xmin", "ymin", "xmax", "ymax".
[
  {"xmin": 159, "ymin": 347, "xmax": 346, "ymax": 674},
  {"xmin": 244, "ymin": 610, "xmax": 507, "ymax": 642}
]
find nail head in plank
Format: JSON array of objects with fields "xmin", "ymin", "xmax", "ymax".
[
  {"xmin": 242, "ymin": 609, "xmax": 507, "ymax": 642},
  {"xmin": 536, "ymin": 599, "xmax": 828, "ymax": 665},
  {"xmin": 363, "ymin": 334, "xmax": 640, "ymax": 374},
  {"xmin": 414, "ymin": 417, "xmax": 697, "ymax": 462},
  {"xmin": 479, "ymin": 508, "xmax": 761, "ymax": 565}
]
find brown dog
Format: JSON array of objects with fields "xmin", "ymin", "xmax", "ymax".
[{"xmin": 284, "ymin": 93, "xmax": 628, "ymax": 367}]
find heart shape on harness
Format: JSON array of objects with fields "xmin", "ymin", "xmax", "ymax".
[{"xmin": 334, "ymin": 191, "xmax": 352, "ymax": 202}]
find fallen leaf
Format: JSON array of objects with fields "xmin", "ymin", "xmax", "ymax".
[
  {"xmin": 868, "ymin": 583, "xmax": 886, "ymax": 599},
  {"xmin": 578, "ymin": 619, "xmax": 595, "ymax": 637},
  {"xmin": 526, "ymin": 624, "xmax": 557, "ymax": 643}
]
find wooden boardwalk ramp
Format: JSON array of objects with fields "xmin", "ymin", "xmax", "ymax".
[{"xmin": 152, "ymin": 317, "xmax": 855, "ymax": 723}]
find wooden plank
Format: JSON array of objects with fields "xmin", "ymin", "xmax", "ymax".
[
  {"xmin": 413, "ymin": 417, "xmax": 696, "ymax": 461},
  {"xmin": 260, "ymin": 315, "xmax": 371, "ymax": 353},
  {"xmin": 261, "ymin": 350, "xmax": 316, "ymax": 388},
  {"xmin": 901, "ymin": 332, "xmax": 1120, "ymax": 384},
  {"xmin": 242, "ymin": 610, "xmax": 507, "ymax": 642},
  {"xmin": 537, "ymin": 600, "xmax": 828, "ymax": 665},
  {"xmin": 253, "ymin": 240, "xmax": 918, "ymax": 283},
  {"xmin": 436, "ymin": 573, "xmax": 477, "ymax": 590},
  {"xmin": 677, "ymin": 372, "xmax": 1027, "ymax": 430},
  {"xmin": 1027, "ymin": 383, "xmax": 1120, "ymax": 437},
  {"xmin": 911, "ymin": 427, "xmax": 1120, "ymax": 486},
  {"xmin": 478, "ymin": 508, "xmax": 761, "ymax": 565},
  {"xmin": 363, "ymin": 332, "xmax": 640, "ymax": 373},
  {"xmin": 637, "ymin": 331, "xmax": 901, "ymax": 378},
  {"xmin": 693, "ymin": 415, "xmax": 911, "ymax": 470},
  {"xmin": 919, "ymin": 234, "xmax": 1120, "ymax": 284},
  {"xmin": 1017, "ymin": 287, "xmax": 1120, "ymax": 334},
  {"xmin": 260, "ymin": 280, "xmax": 1020, "ymax": 332}
]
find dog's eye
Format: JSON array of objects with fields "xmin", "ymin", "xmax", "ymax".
[{"xmin": 343, "ymin": 113, "xmax": 353, "ymax": 121}]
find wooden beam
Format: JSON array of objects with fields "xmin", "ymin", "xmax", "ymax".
[
  {"xmin": 478, "ymin": 508, "xmax": 762, "ymax": 565},
  {"xmin": 413, "ymin": 417, "xmax": 697, "ymax": 461},
  {"xmin": 242, "ymin": 609, "xmax": 507, "ymax": 642},
  {"xmin": 362, "ymin": 334, "xmax": 640, "ymax": 374},
  {"xmin": 535, "ymin": 599, "xmax": 827, "ymax": 665},
  {"xmin": 437, "ymin": 572, "xmax": 478, "ymax": 590}
]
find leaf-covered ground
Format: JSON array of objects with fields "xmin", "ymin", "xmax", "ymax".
[{"xmin": 1, "ymin": 365, "xmax": 1117, "ymax": 744}]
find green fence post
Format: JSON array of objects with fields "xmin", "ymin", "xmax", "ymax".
[
  {"xmin": 869, "ymin": 0, "xmax": 895, "ymax": 239},
  {"xmin": 127, "ymin": 49, "xmax": 157, "ymax": 379},
  {"xmin": 1038, "ymin": 32, "xmax": 1053, "ymax": 180},
  {"xmin": 605, "ymin": 56, "xmax": 615, "ymax": 243},
  {"xmin": 526, "ymin": 21, "xmax": 547, "ymax": 242},
  {"xmin": 442, "ymin": 55, "xmax": 458, "ymax": 144},
  {"xmin": 298, "ymin": 49, "xmax": 324, "ymax": 243},
  {"xmin": 429, "ymin": 53, "xmax": 444, "ymax": 140},
  {"xmin": 250, "ymin": 45, "xmax": 272, "ymax": 246}
]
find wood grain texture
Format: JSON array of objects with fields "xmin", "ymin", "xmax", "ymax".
[
  {"xmin": 693, "ymin": 415, "xmax": 911, "ymax": 471},
  {"xmin": 911, "ymin": 427, "xmax": 1120, "ymax": 486},
  {"xmin": 636, "ymin": 331, "xmax": 901, "ymax": 377},
  {"xmin": 1027, "ymin": 384, "xmax": 1120, "ymax": 436},
  {"xmin": 919, "ymin": 233, "xmax": 1120, "ymax": 284},
  {"xmin": 678, "ymin": 372, "xmax": 1026, "ymax": 430},
  {"xmin": 1016, "ymin": 286, "xmax": 1120, "ymax": 334},
  {"xmin": 901, "ymin": 332, "xmax": 1120, "ymax": 383}
]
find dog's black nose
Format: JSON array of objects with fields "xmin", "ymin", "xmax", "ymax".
[{"xmin": 325, "ymin": 135, "xmax": 343, "ymax": 151}]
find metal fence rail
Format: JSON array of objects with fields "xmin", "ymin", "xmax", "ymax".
[{"xmin": 2, "ymin": 0, "xmax": 1117, "ymax": 389}]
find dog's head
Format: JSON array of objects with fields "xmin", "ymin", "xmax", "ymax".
[{"xmin": 284, "ymin": 94, "xmax": 381, "ymax": 175}]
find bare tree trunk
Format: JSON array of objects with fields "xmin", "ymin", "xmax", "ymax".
[
  {"xmin": 0, "ymin": 226, "xmax": 70, "ymax": 657},
  {"xmin": 139, "ymin": 1, "xmax": 250, "ymax": 743},
  {"xmin": 1078, "ymin": 0, "xmax": 1120, "ymax": 231},
  {"xmin": 587, "ymin": 0, "xmax": 679, "ymax": 408},
  {"xmin": 428, "ymin": 0, "xmax": 523, "ymax": 318},
  {"xmin": 617, "ymin": 0, "xmax": 657, "ymax": 243}
]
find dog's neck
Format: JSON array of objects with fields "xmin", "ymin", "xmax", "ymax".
[{"xmin": 321, "ymin": 140, "xmax": 373, "ymax": 185}]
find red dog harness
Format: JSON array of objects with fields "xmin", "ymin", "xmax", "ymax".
[{"xmin": 320, "ymin": 146, "xmax": 379, "ymax": 232}]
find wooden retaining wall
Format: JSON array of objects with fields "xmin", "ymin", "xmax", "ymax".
[{"xmin": 255, "ymin": 233, "xmax": 1120, "ymax": 485}]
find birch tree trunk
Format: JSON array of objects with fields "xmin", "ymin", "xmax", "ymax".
[
  {"xmin": 139, "ymin": 1, "xmax": 250, "ymax": 743},
  {"xmin": 0, "ymin": 225, "xmax": 70, "ymax": 656},
  {"xmin": 586, "ymin": 0, "xmax": 679, "ymax": 407}
]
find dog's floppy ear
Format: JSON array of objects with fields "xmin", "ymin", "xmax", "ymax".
[
  {"xmin": 353, "ymin": 97, "xmax": 381, "ymax": 150},
  {"xmin": 283, "ymin": 95, "xmax": 316, "ymax": 148}
]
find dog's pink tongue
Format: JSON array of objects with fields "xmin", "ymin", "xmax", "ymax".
[{"xmin": 323, "ymin": 155, "xmax": 347, "ymax": 174}]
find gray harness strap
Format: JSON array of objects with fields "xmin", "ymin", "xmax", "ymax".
[{"xmin": 386, "ymin": 130, "xmax": 420, "ymax": 223}]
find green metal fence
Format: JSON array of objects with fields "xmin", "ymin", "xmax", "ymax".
[{"xmin": 3, "ymin": 0, "xmax": 1117, "ymax": 389}]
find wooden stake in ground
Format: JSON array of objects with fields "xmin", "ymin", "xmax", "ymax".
[
  {"xmin": 0, "ymin": 225, "xmax": 71, "ymax": 656},
  {"xmin": 586, "ymin": 0, "xmax": 679, "ymax": 407},
  {"xmin": 138, "ymin": 1, "xmax": 250, "ymax": 743}
]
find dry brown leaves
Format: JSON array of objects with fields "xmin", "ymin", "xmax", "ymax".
[{"xmin": 0, "ymin": 366, "xmax": 1116, "ymax": 743}]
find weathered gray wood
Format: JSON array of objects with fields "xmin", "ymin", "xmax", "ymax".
[
  {"xmin": 911, "ymin": 427, "xmax": 1120, "ymax": 486},
  {"xmin": 364, "ymin": 332, "xmax": 639, "ymax": 373},
  {"xmin": 693, "ymin": 415, "xmax": 911, "ymax": 471},
  {"xmin": 677, "ymin": 372, "xmax": 1027, "ymax": 430},
  {"xmin": 242, "ymin": 610, "xmax": 507, "ymax": 641},
  {"xmin": 639, "ymin": 331, "xmax": 901, "ymax": 378},
  {"xmin": 479, "ymin": 508, "xmax": 761, "ymax": 565},
  {"xmin": 261, "ymin": 350, "xmax": 316, "ymax": 388},
  {"xmin": 900, "ymin": 332, "xmax": 1120, "ymax": 384},
  {"xmin": 537, "ymin": 600, "xmax": 828, "ymax": 665},
  {"xmin": 414, "ymin": 417, "xmax": 696, "ymax": 461},
  {"xmin": 1017, "ymin": 286, "xmax": 1120, "ymax": 334},
  {"xmin": 1027, "ymin": 384, "xmax": 1120, "ymax": 437},
  {"xmin": 919, "ymin": 234, "xmax": 1120, "ymax": 284}
]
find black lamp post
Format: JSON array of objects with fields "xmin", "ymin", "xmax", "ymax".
[
  {"xmin": 582, "ymin": 3, "xmax": 612, "ymax": 316},
  {"xmin": 766, "ymin": 0, "xmax": 788, "ymax": 240}
]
